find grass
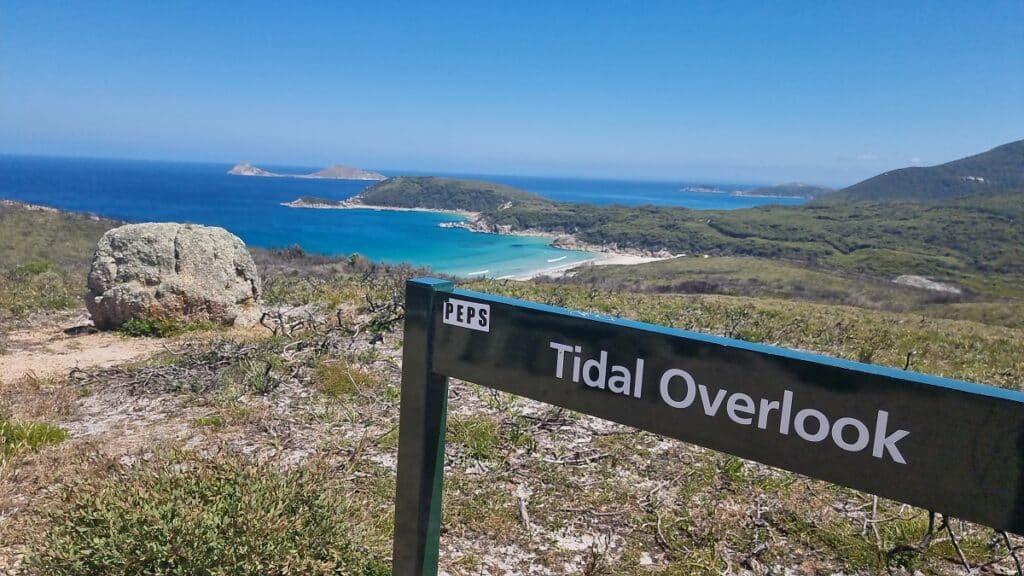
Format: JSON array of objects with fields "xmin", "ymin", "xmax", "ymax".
[
  {"xmin": 26, "ymin": 453, "xmax": 391, "ymax": 575},
  {"xmin": 193, "ymin": 414, "xmax": 227, "ymax": 429},
  {"xmin": 315, "ymin": 360, "xmax": 385, "ymax": 399},
  {"xmin": 0, "ymin": 261, "xmax": 81, "ymax": 323},
  {"xmin": 569, "ymin": 255, "xmax": 945, "ymax": 308},
  {"xmin": 0, "ymin": 202, "xmax": 115, "ymax": 272},
  {"xmin": 0, "ymin": 202, "xmax": 117, "ymax": 326},
  {"xmin": 448, "ymin": 414, "xmax": 504, "ymax": 461},
  {"xmin": 0, "ymin": 420, "xmax": 68, "ymax": 459},
  {"xmin": 567, "ymin": 255, "xmax": 1024, "ymax": 329}
]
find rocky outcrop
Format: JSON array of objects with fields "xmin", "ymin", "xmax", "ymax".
[
  {"xmin": 86, "ymin": 223, "xmax": 261, "ymax": 329},
  {"xmin": 227, "ymin": 162, "xmax": 386, "ymax": 180}
]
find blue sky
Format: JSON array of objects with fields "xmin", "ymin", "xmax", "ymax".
[{"xmin": 1, "ymin": 1, "xmax": 1021, "ymax": 185}]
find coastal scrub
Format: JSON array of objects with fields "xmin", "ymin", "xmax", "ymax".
[{"xmin": 26, "ymin": 454, "xmax": 391, "ymax": 575}]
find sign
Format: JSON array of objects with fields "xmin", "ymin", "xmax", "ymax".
[{"xmin": 393, "ymin": 278, "xmax": 1024, "ymax": 575}]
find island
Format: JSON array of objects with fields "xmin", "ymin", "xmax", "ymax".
[
  {"xmin": 227, "ymin": 162, "xmax": 276, "ymax": 177},
  {"xmin": 227, "ymin": 162, "xmax": 386, "ymax": 181}
]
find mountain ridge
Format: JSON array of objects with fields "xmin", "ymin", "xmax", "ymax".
[{"xmin": 822, "ymin": 139, "xmax": 1024, "ymax": 203}]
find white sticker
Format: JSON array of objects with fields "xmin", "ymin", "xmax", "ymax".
[{"xmin": 442, "ymin": 298, "xmax": 490, "ymax": 332}]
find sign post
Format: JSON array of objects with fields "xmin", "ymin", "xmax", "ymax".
[{"xmin": 392, "ymin": 278, "xmax": 1024, "ymax": 575}]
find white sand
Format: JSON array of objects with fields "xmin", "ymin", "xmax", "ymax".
[
  {"xmin": 284, "ymin": 200, "xmax": 671, "ymax": 281},
  {"xmin": 513, "ymin": 253, "xmax": 670, "ymax": 280}
]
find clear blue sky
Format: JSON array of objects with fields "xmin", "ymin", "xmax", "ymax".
[{"xmin": 1, "ymin": 1, "xmax": 1021, "ymax": 185}]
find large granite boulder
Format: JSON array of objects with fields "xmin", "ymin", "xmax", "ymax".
[{"xmin": 86, "ymin": 223, "xmax": 261, "ymax": 329}]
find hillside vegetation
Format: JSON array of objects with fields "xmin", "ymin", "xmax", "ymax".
[
  {"xmin": 0, "ymin": 202, "xmax": 119, "ymax": 326},
  {"xmin": 566, "ymin": 255, "xmax": 1024, "ymax": 330},
  {"xmin": 357, "ymin": 176, "xmax": 555, "ymax": 212},
  {"xmin": 313, "ymin": 143, "xmax": 1024, "ymax": 297},
  {"xmin": 491, "ymin": 191, "xmax": 1023, "ymax": 296},
  {"xmin": 821, "ymin": 139, "xmax": 1024, "ymax": 203}
]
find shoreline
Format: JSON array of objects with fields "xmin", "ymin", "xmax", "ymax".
[
  {"xmin": 511, "ymin": 252, "xmax": 671, "ymax": 281},
  {"xmin": 282, "ymin": 199, "xmax": 479, "ymax": 219},
  {"xmin": 285, "ymin": 199, "xmax": 674, "ymax": 279}
]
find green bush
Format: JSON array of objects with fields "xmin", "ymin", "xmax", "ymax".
[
  {"xmin": 118, "ymin": 317, "xmax": 215, "ymax": 338},
  {"xmin": 27, "ymin": 455, "xmax": 390, "ymax": 575},
  {"xmin": 0, "ymin": 420, "xmax": 68, "ymax": 458}
]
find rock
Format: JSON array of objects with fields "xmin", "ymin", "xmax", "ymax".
[
  {"xmin": 86, "ymin": 223, "xmax": 261, "ymax": 329},
  {"xmin": 893, "ymin": 274, "xmax": 962, "ymax": 295}
]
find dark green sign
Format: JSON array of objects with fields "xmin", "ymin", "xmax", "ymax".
[{"xmin": 393, "ymin": 278, "xmax": 1024, "ymax": 575}]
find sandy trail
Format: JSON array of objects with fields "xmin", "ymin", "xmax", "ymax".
[{"xmin": 0, "ymin": 314, "xmax": 163, "ymax": 383}]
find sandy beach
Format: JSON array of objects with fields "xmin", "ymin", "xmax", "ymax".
[
  {"xmin": 282, "ymin": 199, "xmax": 479, "ymax": 219},
  {"xmin": 285, "ymin": 199, "xmax": 673, "ymax": 280},
  {"xmin": 513, "ymin": 252, "xmax": 670, "ymax": 280}
]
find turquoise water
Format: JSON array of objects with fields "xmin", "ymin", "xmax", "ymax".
[{"xmin": 0, "ymin": 156, "xmax": 804, "ymax": 277}]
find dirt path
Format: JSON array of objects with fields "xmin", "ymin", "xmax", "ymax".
[{"xmin": 0, "ymin": 313, "xmax": 164, "ymax": 383}]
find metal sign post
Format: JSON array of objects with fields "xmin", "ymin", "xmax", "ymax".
[{"xmin": 392, "ymin": 278, "xmax": 1024, "ymax": 575}]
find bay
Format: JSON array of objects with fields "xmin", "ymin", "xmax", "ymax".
[{"xmin": 0, "ymin": 156, "xmax": 805, "ymax": 277}]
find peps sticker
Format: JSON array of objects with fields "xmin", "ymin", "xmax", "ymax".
[{"xmin": 443, "ymin": 298, "xmax": 490, "ymax": 332}]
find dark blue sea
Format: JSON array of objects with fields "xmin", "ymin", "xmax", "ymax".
[{"xmin": 0, "ymin": 156, "xmax": 804, "ymax": 278}]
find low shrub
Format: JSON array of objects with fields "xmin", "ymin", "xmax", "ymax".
[
  {"xmin": 0, "ymin": 420, "xmax": 68, "ymax": 458},
  {"xmin": 27, "ymin": 455, "xmax": 390, "ymax": 575},
  {"xmin": 118, "ymin": 317, "xmax": 215, "ymax": 338},
  {"xmin": 0, "ymin": 263, "xmax": 79, "ymax": 321}
]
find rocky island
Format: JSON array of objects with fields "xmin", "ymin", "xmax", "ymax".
[
  {"xmin": 227, "ymin": 162, "xmax": 386, "ymax": 181},
  {"xmin": 227, "ymin": 162, "xmax": 277, "ymax": 177}
]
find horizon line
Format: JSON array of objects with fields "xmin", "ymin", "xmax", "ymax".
[{"xmin": 0, "ymin": 151, "xmax": 860, "ymax": 189}]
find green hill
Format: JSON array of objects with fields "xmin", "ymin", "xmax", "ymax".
[
  {"xmin": 820, "ymin": 139, "xmax": 1024, "ymax": 203},
  {"xmin": 356, "ymin": 176, "xmax": 553, "ymax": 212}
]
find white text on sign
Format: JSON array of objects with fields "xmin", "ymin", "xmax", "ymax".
[{"xmin": 549, "ymin": 340, "xmax": 910, "ymax": 463}]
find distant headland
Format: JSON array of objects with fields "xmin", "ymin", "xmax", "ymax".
[
  {"xmin": 227, "ymin": 162, "xmax": 386, "ymax": 181},
  {"xmin": 736, "ymin": 182, "xmax": 834, "ymax": 199},
  {"xmin": 681, "ymin": 182, "xmax": 833, "ymax": 199}
]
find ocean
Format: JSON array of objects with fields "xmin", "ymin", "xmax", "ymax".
[{"xmin": 0, "ymin": 156, "xmax": 805, "ymax": 278}]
